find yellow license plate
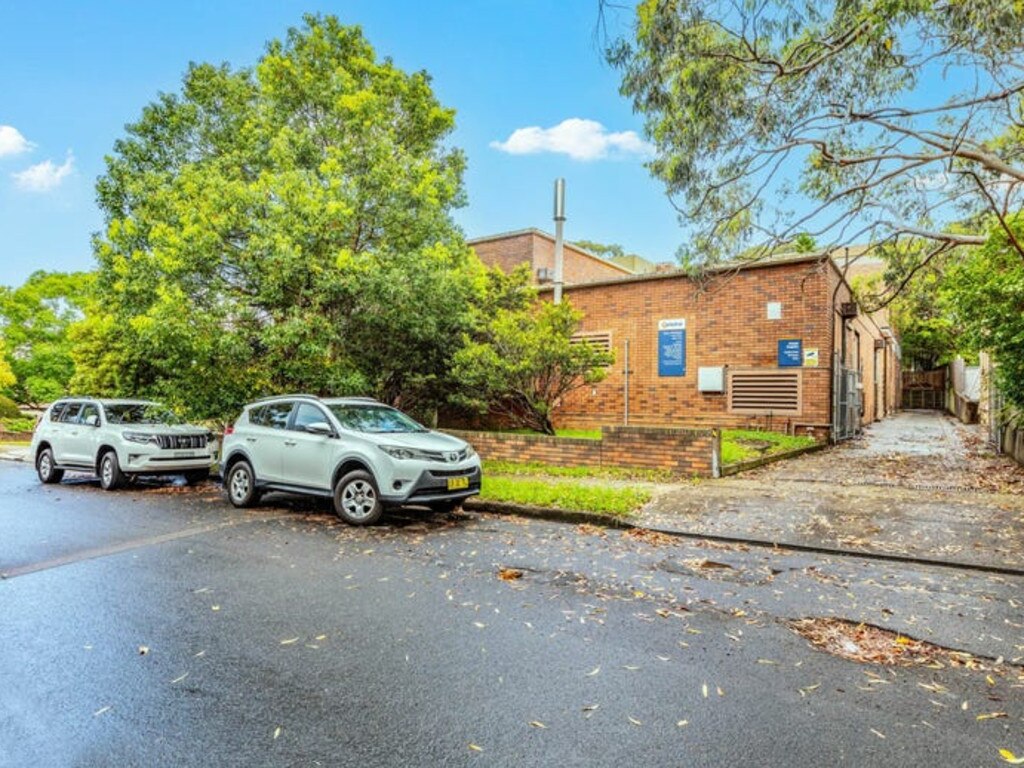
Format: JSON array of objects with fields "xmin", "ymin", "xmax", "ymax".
[{"xmin": 447, "ymin": 476, "xmax": 469, "ymax": 490}]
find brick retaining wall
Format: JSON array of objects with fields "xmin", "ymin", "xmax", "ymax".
[{"xmin": 445, "ymin": 425, "xmax": 721, "ymax": 478}]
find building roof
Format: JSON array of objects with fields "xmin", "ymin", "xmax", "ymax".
[
  {"xmin": 534, "ymin": 250, "xmax": 834, "ymax": 292},
  {"xmin": 466, "ymin": 228, "xmax": 634, "ymax": 275}
]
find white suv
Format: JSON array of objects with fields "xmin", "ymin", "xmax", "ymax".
[
  {"xmin": 220, "ymin": 395, "xmax": 481, "ymax": 525},
  {"xmin": 30, "ymin": 398, "xmax": 214, "ymax": 490}
]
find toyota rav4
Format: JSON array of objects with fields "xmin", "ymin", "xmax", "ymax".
[
  {"xmin": 30, "ymin": 398, "xmax": 214, "ymax": 490},
  {"xmin": 219, "ymin": 395, "xmax": 481, "ymax": 525}
]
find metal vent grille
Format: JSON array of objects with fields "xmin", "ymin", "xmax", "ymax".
[
  {"xmin": 570, "ymin": 331, "xmax": 612, "ymax": 354},
  {"xmin": 727, "ymin": 369, "xmax": 802, "ymax": 415}
]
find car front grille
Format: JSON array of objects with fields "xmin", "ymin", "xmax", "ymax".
[
  {"xmin": 421, "ymin": 448, "xmax": 471, "ymax": 463},
  {"xmin": 157, "ymin": 434, "xmax": 208, "ymax": 450}
]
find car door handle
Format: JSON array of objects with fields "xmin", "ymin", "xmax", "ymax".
[
  {"xmin": 284, "ymin": 440, "xmax": 297, "ymax": 447},
  {"xmin": 245, "ymin": 437, "xmax": 257, "ymax": 443}
]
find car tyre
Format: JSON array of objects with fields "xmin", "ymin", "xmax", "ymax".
[
  {"xmin": 333, "ymin": 470, "xmax": 384, "ymax": 526},
  {"xmin": 36, "ymin": 447, "xmax": 64, "ymax": 485},
  {"xmin": 226, "ymin": 461, "xmax": 259, "ymax": 508},
  {"xmin": 184, "ymin": 470, "xmax": 210, "ymax": 486},
  {"xmin": 99, "ymin": 450, "xmax": 126, "ymax": 491}
]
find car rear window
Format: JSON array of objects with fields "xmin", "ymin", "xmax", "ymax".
[
  {"xmin": 49, "ymin": 403, "xmax": 68, "ymax": 422},
  {"xmin": 58, "ymin": 403, "xmax": 83, "ymax": 423},
  {"xmin": 251, "ymin": 402, "xmax": 292, "ymax": 429}
]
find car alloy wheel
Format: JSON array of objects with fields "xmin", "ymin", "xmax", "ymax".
[
  {"xmin": 341, "ymin": 479, "xmax": 376, "ymax": 521},
  {"xmin": 230, "ymin": 465, "xmax": 251, "ymax": 504}
]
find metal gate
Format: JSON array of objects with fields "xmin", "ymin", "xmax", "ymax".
[{"xmin": 832, "ymin": 352, "xmax": 861, "ymax": 441}]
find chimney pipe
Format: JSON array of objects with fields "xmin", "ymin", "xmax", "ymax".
[{"xmin": 553, "ymin": 178, "xmax": 566, "ymax": 304}]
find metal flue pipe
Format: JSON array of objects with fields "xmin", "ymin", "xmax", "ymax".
[{"xmin": 553, "ymin": 178, "xmax": 566, "ymax": 304}]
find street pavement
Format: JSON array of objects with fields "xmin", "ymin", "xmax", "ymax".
[
  {"xmin": 642, "ymin": 411, "xmax": 1024, "ymax": 571},
  {"xmin": 1, "ymin": 462, "xmax": 1023, "ymax": 767}
]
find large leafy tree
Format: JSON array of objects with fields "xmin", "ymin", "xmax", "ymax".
[
  {"xmin": 946, "ymin": 215, "xmax": 1024, "ymax": 409},
  {"xmin": 0, "ymin": 271, "xmax": 92, "ymax": 404},
  {"xmin": 75, "ymin": 15, "xmax": 475, "ymax": 422},
  {"xmin": 609, "ymin": 0, "xmax": 1024, "ymax": 275},
  {"xmin": 452, "ymin": 285, "xmax": 615, "ymax": 435}
]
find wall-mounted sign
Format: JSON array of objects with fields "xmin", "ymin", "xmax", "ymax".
[
  {"xmin": 658, "ymin": 318, "xmax": 686, "ymax": 377},
  {"xmin": 803, "ymin": 347, "xmax": 819, "ymax": 368},
  {"xmin": 767, "ymin": 302, "xmax": 782, "ymax": 320},
  {"xmin": 778, "ymin": 339, "xmax": 803, "ymax": 368}
]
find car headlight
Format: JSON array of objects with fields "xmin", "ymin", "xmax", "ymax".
[
  {"xmin": 464, "ymin": 445, "xmax": 476, "ymax": 459},
  {"xmin": 123, "ymin": 431, "xmax": 160, "ymax": 445},
  {"xmin": 379, "ymin": 445, "xmax": 432, "ymax": 461}
]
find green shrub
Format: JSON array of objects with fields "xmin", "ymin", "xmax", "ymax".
[{"xmin": 0, "ymin": 395, "xmax": 21, "ymax": 419}]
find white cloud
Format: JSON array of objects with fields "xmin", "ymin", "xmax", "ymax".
[
  {"xmin": 490, "ymin": 118, "xmax": 654, "ymax": 161},
  {"xmin": 0, "ymin": 125, "xmax": 34, "ymax": 157},
  {"xmin": 12, "ymin": 152, "xmax": 74, "ymax": 192}
]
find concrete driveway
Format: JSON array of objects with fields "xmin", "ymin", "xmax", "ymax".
[{"xmin": 641, "ymin": 411, "xmax": 1024, "ymax": 571}]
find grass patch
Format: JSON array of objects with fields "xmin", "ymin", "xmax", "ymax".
[
  {"xmin": 478, "ymin": 476, "xmax": 650, "ymax": 517},
  {"xmin": 483, "ymin": 459, "xmax": 674, "ymax": 483},
  {"xmin": 1, "ymin": 416, "xmax": 35, "ymax": 433},
  {"xmin": 721, "ymin": 429, "xmax": 816, "ymax": 465}
]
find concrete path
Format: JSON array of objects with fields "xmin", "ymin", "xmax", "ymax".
[{"xmin": 640, "ymin": 411, "xmax": 1024, "ymax": 571}]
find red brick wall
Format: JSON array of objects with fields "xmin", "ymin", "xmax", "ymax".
[
  {"xmin": 529, "ymin": 234, "xmax": 632, "ymax": 284},
  {"xmin": 469, "ymin": 231, "xmax": 631, "ymax": 284},
  {"xmin": 548, "ymin": 260, "xmax": 836, "ymax": 439},
  {"xmin": 470, "ymin": 232, "xmax": 535, "ymax": 276},
  {"xmin": 447, "ymin": 425, "xmax": 721, "ymax": 478}
]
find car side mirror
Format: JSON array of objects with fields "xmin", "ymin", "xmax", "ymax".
[
  {"xmin": 85, "ymin": 414, "xmax": 100, "ymax": 427},
  {"xmin": 305, "ymin": 421, "xmax": 334, "ymax": 436}
]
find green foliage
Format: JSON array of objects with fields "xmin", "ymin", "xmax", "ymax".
[
  {"xmin": 720, "ymin": 429, "xmax": 817, "ymax": 465},
  {"xmin": 1, "ymin": 415, "xmax": 36, "ymax": 433},
  {"xmin": 946, "ymin": 216, "xmax": 1024, "ymax": 410},
  {"xmin": 573, "ymin": 240, "xmax": 626, "ymax": 260},
  {"xmin": 479, "ymin": 475, "xmax": 650, "ymax": 517},
  {"xmin": 0, "ymin": 271, "xmax": 91, "ymax": 403},
  {"xmin": 452, "ymin": 299, "xmax": 615, "ymax": 435},
  {"xmin": 483, "ymin": 459, "xmax": 674, "ymax": 483},
  {"xmin": 77, "ymin": 15, "xmax": 475, "ymax": 423},
  {"xmin": 610, "ymin": 0, "xmax": 1024, "ymax": 266},
  {"xmin": 0, "ymin": 394, "xmax": 22, "ymax": 419}
]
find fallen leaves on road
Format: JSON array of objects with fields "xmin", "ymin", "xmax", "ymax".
[
  {"xmin": 623, "ymin": 528, "xmax": 674, "ymax": 547},
  {"xmin": 498, "ymin": 567, "xmax": 523, "ymax": 581},
  {"xmin": 528, "ymin": 720, "xmax": 546, "ymax": 729},
  {"xmin": 788, "ymin": 617, "xmax": 1017, "ymax": 673},
  {"xmin": 999, "ymin": 749, "xmax": 1024, "ymax": 765}
]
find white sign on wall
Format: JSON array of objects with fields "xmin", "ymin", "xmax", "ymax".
[{"xmin": 658, "ymin": 318, "xmax": 687, "ymax": 331}]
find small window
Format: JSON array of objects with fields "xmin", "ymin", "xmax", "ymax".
[
  {"xmin": 78, "ymin": 403, "xmax": 101, "ymax": 426},
  {"xmin": 50, "ymin": 402, "xmax": 69, "ymax": 422},
  {"xmin": 248, "ymin": 406, "xmax": 266, "ymax": 426},
  {"xmin": 257, "ymin": 402, "xmax": 293, "ymax": 429},
  {"xmin": 59, "ymin": 403, "xmax": 83, "ymax": 423},
  {"xmin": 291, "ymin": 403, "xmax": 329, "ymax": 432}
]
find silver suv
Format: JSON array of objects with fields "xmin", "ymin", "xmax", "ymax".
[
  {"xmin": 220, "ymin": 395, "xmax": 481, "ymax": 525},
  {"xmin": 30, "ymin": 398, "xmax": 214, "ymax": 490}
]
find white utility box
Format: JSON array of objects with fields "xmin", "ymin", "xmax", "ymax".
[{"xmin": 698, "ymin": 366, "xmax": 726, "ymax": 393}]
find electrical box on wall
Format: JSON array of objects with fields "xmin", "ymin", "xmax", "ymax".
[{"xmin": 698, "ymin": 366, "xmax": 726, "ymax": 393}]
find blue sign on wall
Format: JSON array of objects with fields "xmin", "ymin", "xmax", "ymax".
[
  {"xmin": 778, "ymin": 339, "xmax": 803, "ymax": 367},
  {"xmin": 658, "ymin": 319, "xmax": 687, "ymax": 377}
]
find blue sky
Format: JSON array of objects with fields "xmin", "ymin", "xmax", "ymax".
[{"xmin": 0, "ymin": 0, "xmax": 682, "ymax": 287}]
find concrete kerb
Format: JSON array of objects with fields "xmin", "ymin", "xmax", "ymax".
[
  {"xmin": 463, "ymin": 498, "xmax": 1024, "ymax": 579},
  {"xmin": 720, "ymin": 442, "xmax": 827, "ymax": 476}
]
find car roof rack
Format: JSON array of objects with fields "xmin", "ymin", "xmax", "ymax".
[{"xmin": 251, "ymin": 393, "xmax": 322, "ymax": 403}]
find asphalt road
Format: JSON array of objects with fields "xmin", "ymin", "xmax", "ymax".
[{"xmin": 1, "ymin": 462, "xmax": 1022, "ymax": 767}]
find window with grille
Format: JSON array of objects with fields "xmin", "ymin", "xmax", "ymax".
[
  {"xmin": 570, "ymin": 331, "xmax": 613, "ymax": 358},
  {"xmin": 727, "ymin": 369, "xmax": 802, "ymax": 415}
]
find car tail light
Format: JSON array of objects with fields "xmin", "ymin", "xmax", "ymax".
[{"xmin": 224, "ymin": 425, "xmax": 234, "ymax": 436}]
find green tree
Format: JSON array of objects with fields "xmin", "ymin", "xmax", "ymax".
[
  {"xmin": 946, "ymin": 215, "xmax": 1024, "ymax": 409},
  {"xmin": 573, "ymin": 240, "xmax": 626, "ymax": 261},
  {"xmin": 0, "ymin": 271, "xmax": 92, "ymax": 404},
  {"xmin": 452, "ymin": 297, "xmax": 614, "ymax": 435},
  {"xmin": 76, "ymin": 15, "xmax": 475, "ymax": 422},
  {"xmin": 609, "ymin": 0, "xmax": 1024, "ymax": 271}
]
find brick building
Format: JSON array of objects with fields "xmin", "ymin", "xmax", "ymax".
[
  {"xmin": 469, "ymin": 233, "xmax": 900, "ymax": 442},
  {"xmin": 467, "ymin": 228, "xmax": 632, "ymax": 285}
]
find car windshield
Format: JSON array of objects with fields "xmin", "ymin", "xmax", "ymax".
[
  {"xmin": 327, "ymin": 403, "xmax": 427, "ymax": 434},
  {"xmin": 104, "ymin": 403, "xmax": 183, "ymax": 425}
]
